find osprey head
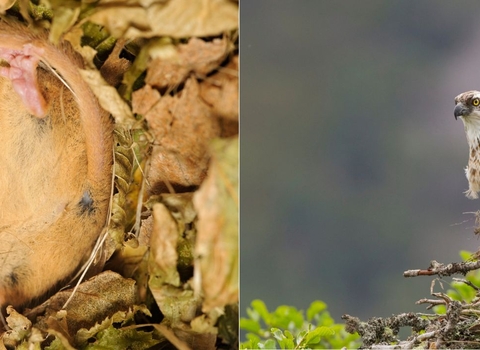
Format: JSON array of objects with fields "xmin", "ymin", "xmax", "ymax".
[
  {"xmin": 455, "ymin": 90, "xmax": 480, "ymax": 199},
  {"xmin": 454, "ymin": 90, "xmax": 480, "ymax": 120}
]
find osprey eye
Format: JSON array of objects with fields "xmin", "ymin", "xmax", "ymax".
[{"xmin": 473, "ymin": 98, "xmax": 480, "ymax": 106}]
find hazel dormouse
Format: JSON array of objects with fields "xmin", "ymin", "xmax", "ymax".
[{"xmin": 0, "ymin": 19, "xmax": 112, "ymax": 309}]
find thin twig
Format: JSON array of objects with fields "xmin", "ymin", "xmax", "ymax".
[
  {"xmin": 404, "ymin": 260, "xmax": 480, "ymax": 278},
  {"xmin": 452, "ymin": 277, "xmax": 479, "ymax": 290}
]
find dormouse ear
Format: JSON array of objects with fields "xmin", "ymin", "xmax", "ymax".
[{"xmin": 0, "ymin": 45, "xmax": 47, "ymax": 117}]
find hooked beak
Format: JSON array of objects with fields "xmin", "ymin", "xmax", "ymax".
[{"xmin": 454, "ymin": 103, "xmax": 468, "ymax": 120}]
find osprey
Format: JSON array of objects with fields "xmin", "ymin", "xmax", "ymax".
[{"xmin": 455, "ymin": 90, "xmax": 480, "ymax": 199}]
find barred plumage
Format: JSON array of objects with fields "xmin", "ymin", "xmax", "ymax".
[{"xmin": 454, "ymin": 90, "xmax": 480, "ymax": 199}]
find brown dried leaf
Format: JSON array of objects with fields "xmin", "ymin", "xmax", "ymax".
[
  {"xmin": 193, "ymin": 137, "xmax": 238, "ymax": 312},
  {"xmin": 74, "ymin": 304, "xmax": 151, "ymax": 345},
  {"xmin": 153, "ymin": 324, "xmax": 192, "ymax": 350},
  {"xmin": 139, "ymin": 77, "xmax": 222, "ymax": 190},
  {"xmin": 146, "ymin": 37, "xmax": 230, "ymax": 89},
  {"xmin": 199, "ymin": 55, "xmax": 238, "ymax": 121},
  {"xmin": 32, "ymin": 271, "xmax": 136, "ymax": 337},
  {"xmin": 45, "ymin": 309, "xmax": 72, "ymax": 346},
  {"xmin": 158, "ymin": 193, "xmax": 196, "ymax": 274},
  {"xmin": 172, "ymin": 322, "xmax": 217, "ymax": 350},
  {"xmin": 147, "ymin": 200, "xmax": 202, "ymax": 325},
  {"xmin": 138, "ymin": 215, "xmax": 153, "ymax": 246},
  {"xmin": 123, "ymin": 37, "xmax": 178, "ymax": 100},
  {"xmin": 149, "ymin": 203, "xmax": 181, "ymax": 286},
  {"xmin": 132, "ymin": 84, "xmax": 161, "ymax": 116},
  {"xmin": 100, "ymin": 39, "xmax": 131, "ymax": 87},
  {"xmin": 1, "ymin": 307, "xmax": 44, "ymax": 348},
  {"xmin": 89, "ymin": 0, "xmax": 238, "ymax": 39},
  {"xmin": 88, "ymin": 6, "xmax": 149, "ymax": 39},
  {"xmin": 49, "ymin": 5, "xmax": 80, "ymax": 44},
  {"xmin": 2, "ymin": 306, "xmax": 32, "ymax": 346},
  {"xmin": 146, "ymin": 0, "xmax": 238, "ymax": 38},
  {"xmin": 79, "ymin": 69, "xmax": 135, "ymax": 126},
  {"xmin": 159, "ymin": 193, "xmax": 196, "ymax": 237},
  {"xmin": 190, "ymin": 311, "xmax": 220, "ymax": 334},
  {"xmin": 5, "ymin": 306, "xmax": 31, "ymax": 335},
  {"xmin": 47, "ymin": 328, "xmax": 76, "ymax": 350},
  {"xmin": 149, "ymin": 285, "xmax": 202, "ymax": 325}
]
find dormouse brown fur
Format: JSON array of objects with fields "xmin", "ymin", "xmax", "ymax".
[{"xmin": 0, "ymin": 19, "xmax": 112, "ymax": 309}]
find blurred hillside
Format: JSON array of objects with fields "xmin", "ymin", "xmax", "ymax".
[{"xmin": 241, "ymin": 1, "xmax": 480, "ymax": 322}]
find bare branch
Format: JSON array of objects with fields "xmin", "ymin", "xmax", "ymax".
[{"xmin": 404, "ymin": 260, "xmax": 480, "ymax": 278}]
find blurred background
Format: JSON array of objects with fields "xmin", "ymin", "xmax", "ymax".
[{"xmin": 240, "ymin": 1, "xmax": 480, "ymax": 325}]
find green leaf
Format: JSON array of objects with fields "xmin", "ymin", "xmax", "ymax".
[
  {"xmin": 284, "ymin": 330, "xmax": 294, "ymax": 339},
  {"xmin": 460, "ymin": 250, "xmax": 473, "ymax": 262},
  {"xmin": 328, "ymin": 330, "xmax": 361, "ymax": 349},
  {"xmin": 258, "ymin": 338, "xmax": 277, "ymax": 349},
  {"xmin": 271, "ymin": 305, "xmax": 304, "ymax": 329},
  {"xmin": 316, "ymin": 310, "xmax": 334, "ymax": 327},
  {"xmin": 252, "ymin": 299, "xmax": 271, "ymax": 324},
  {"xmin": 246, "ymin": 306, "xmax": 260, "ymax": 323},
  {"xmin": 241, "ymin": 299, "xmax": 361, "ymax": 349},
  {"xmin": 433, "ymin": 304, "xmax": 446, "ymax": 314},
  {"xmin": 269, "ymin": 327, "xmax": 294, "ymax": 349},
  {"xmin": 304, "ymin": 326, "xmax": 336, "ymax": 345},
  {"xmin": 240, "ymin": 318, "xmax": 261, "ymax": 333},
  {"xmin": 451, "ymin": 280, "xmax": 476, "ymax": 302},
  {"xmin": 240, "ymin": 340, "xmax": 254, "ymax": 349},
  {"xmin": 83, "ymin": 326, "xmax": 159, "ymax": 350},
  {"xmin": 245, "ymin": 333, "xmax": 261, "ymax": 344},
  {"xmin": 271, "ymin": 327, "xmax": 284, "ymax": 341},
  {"xmin": 296, "ymin": 329, "xmax": 308, "ymax": 346},
  {"xmin": 241, "ymin": 333, "xmax": 262, "ymax": 349},
  {"xmin": 279, "ymin": 337, "xmax": 295, "ymax": 349},
  {"xmin": 307, "ymin": 300, "xmax": 327, "ymax": 322}
]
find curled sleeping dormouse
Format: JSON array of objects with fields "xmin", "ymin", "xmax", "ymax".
[{"xmin": 0, "ymin": 18, "xmax": 112, "ymax": 309}]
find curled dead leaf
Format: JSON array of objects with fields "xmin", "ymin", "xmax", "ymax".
[
  {"xmin": 141, "ymin": 77, "xmax": 222, "ymax": 190},
  {"xmin": 147, "ymin": 201, "xmax": 202, "ymax": 329},
  {"xmin": 149, "ymin": 285, "xmax": 202, "ymax": 325},
  {"xmin": 79, "ymin": 69, "xmax": 136, "ymax": 126},
  {"xmin": 101, "ymin": 39, "xmax": 131, "ymax": 87},
  {"xmin": 74, "ymin": 304, "xmax": 152, "ymax": 345},
  {"xmin": 171, "ymin": 322, "xmax": 217, "ymax": 350},
  {"xmin": 2, "ymin": 306, "xmax": 32, "ymax": 347},
  {"xmin": 31, "ymin": 271, "xmax": 136, "ymax": 340},
  {"xmin": 199, "ymin": 55, "xmax": 238, "ymax": 121},
  {"xmin": 90, "ymin": 0, "xmax": 238, "ymax": 39},
  {"xmin": 146, "ymin": 37, "xmax": 230, "ymax": 89},
  {"xmin": 149, "ymin": 203, "xmax": 181, "ymax": 286},
  {"xmin": 193, "ymin": 137, "xmax": 238, "ymax": 312},
  {"xmin": 153, "ymin": 324, "xmax": 192, "ymax": 350},
  {"xmin": 132, "ymin": 84, "xmax": 161, "ymax": 116},
  {"xmin": 49, "ymin": 5, "xmax": 81, "ymax": 44}
]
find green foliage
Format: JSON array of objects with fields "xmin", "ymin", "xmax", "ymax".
[
  {"xmin": 240, "ymin": 300, "xmax": 360, "ymax": 349},
  {"xmin": 434, "ymin": 250, "xmax": 480, "ymax": 315}
]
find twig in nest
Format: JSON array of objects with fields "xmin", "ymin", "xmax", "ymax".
[
  {"xmin": 344, "ymin": 275, "xmax": 480, "ymax": 348},
  {"xmin": 403, "ymin": 259, "xmax": 480, "ymax": 278},
  {"xmin": 452, "ymin": 277, "xmax": 480, "ymax": 290},
  {"xmin": 341, "ymin": 313, "xmax": 430, "ymax": 347},
  {"xmin": 473, "ymin": 210, "xmax": 480, "ymax": 235},
  {"xmin": 416, "ymin": 298, "xmax": 446, "ymax": 310}
]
